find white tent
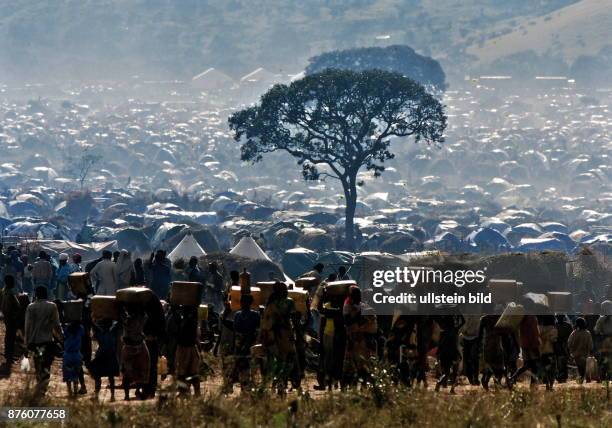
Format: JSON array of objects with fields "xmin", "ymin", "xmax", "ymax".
[
  {"xmin": 229, "ymin": 236, "xmax": 271, "ymax": 261},
  {"xmin": 168, "ymin": 234, "xmax": 206, "ymax": 263},
  {"xmin": 191, "ymin": 68, "xmax": 235, "ymax": 91}
]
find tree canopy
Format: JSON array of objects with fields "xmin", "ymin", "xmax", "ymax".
[
  {"xmin": 306, "ymin": 45, "xmax": 447, "ymax": 91},
  {"xmin": 228, "ymin": 69, "xmax": 446, "ymax": 249}
]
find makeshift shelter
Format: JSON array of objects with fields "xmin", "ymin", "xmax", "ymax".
[
  {"xmin": 517, "ymin": 237, "xmax": 566, "ymax": 252},
  {"xmin": 24, "ymin": 240, "xmax": 118, "ymax": 262},
  {"xmin": 168, "ymin": 233, "xmax": 206, "ymax": 263},
  {"xmin": 229, "ymin": 235, "xmax": 271, "ymax": 261},
  {"xmin": 282, "ymin": 247, "xmax": 317, "ymax": 278},
  {"xmin": 466, "ymin": 227, "xmax": 511, "ymax": 252}
]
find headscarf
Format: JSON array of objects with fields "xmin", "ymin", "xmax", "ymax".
[{"xmin": 116, "ymin": 249, "xmax": 133, "ymax": 289}]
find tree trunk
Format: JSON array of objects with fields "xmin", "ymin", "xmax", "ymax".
[{"xmin": 343, "ymin": 178, "xmax": 357, "ymax": 251}]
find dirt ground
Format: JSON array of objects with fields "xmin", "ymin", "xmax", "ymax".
[{"xmin": 0, "ymin": 323, "xmax": 605, "ymax": 406}]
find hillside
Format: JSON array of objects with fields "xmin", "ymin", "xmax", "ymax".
[
  {"xmin": 0, "ymin": 0, "xmax": 582, "ymax": 81},
  {"xmin": 466, "ymin": 0, "xmax": 612, "ymax": 65}
]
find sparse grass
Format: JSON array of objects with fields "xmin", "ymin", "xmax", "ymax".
[{"xmin": 1, "ymin": 377, "xmax": 611, "ymax": 428}]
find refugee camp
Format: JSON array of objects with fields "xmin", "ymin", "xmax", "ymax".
[{"xmin": 0, "ymin": 1, "xmax": 611, "ymax": 427}]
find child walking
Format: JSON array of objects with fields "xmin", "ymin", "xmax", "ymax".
[{"xmin": 63, "ymin": 321, "xmax": 85, "ymax": 398}]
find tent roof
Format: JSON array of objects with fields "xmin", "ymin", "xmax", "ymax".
[
  {"xmin": 32, "ymin": 240, "xmax": 118, "ymax": 262},
  {"xmin": 168, "ymin": 233, "xmax": 206, "ymax": 263},
  {"xmin": 229, "ymin": 236, "xmax": 271, "ymax": 261},
  {"xmin": 192, "ymin": 67, "xmax": 233, "ymax": 82}
]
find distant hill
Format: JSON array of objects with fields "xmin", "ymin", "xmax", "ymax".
[
  {"xmin": 0, "ymin": 0, "xmax": 583, "ymax": 82},
  {"xmin": 467, "ymin": 0, "xmax": 611, "ymax": 65}
]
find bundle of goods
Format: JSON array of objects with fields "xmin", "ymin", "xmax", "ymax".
[
  {"xmin": 256, "ymin": 281, "xmax": 276, "ymax": 305},
  {"xmin": 116, "ymin": 287, "xmax": 153, "ymax": 305},
  {"xmin": 546, "ymin": 292, "xmax": 573, "ymax": 313},
  {"xmin": 495, "ymin": 302, "xmax": 525, "ymax": 331},
  {"xmin": 523, "ymin": 292, "xmax": 550, "ymax": 313},
  {"xmin": 230, "ymin": 286, "xmax": 262, "ymax": 311},
  {"xmin": 488, "ymin": 279, "xmax": 519, "ymax": 303},
  {"xmin": 91, "ymin": 296, "xmax": 118, "ymax": 320},
  {"xmin": 325, "ymin": 280, "xmax": 355, "ymax": 297},
  {"xmin": 170, "ymin": 281, "xmax": 203, "ymax": 306},
  {"xmin": 295, "ymin": 276, "xmax": 320, "ymax": 291},
  {"xmin": 63, "ymin": 300, "xmax": 83, "ymax": 322},
  {"xmin": 68, "ymin": 272, "xmax": 90, "ymax": 296},
  {"xmin": 288, "ymin": 288, "xmax": 308, "ymax": 315}
]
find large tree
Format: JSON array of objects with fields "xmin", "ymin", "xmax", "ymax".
[
  {"xmin": 228, "ymin": 69, "xmax": 446, "ymax": 250},
  {"xmin": 306, "ymin": 45, "xmax": 447, "ymax": 91}
]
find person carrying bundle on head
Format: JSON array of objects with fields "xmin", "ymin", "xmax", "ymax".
[
  {"xmin": 260, "ymin": 281, "xmax": 299, "ymax": 395},
  {"xmin": 90, "ymin": 318, "xmax": 120, "ymax": 401},
  {"xmin": 119, "ymin": 303, "xmax": 150, "ymax": 400},
  {"xmin": 174, "ymin": 305, "xmax": 201, "ymax": 396},
  {"xmin": 314, "ymin": 273, "xmax": 346, "ymax": 391},
  {"xmin": 233, "ymin": 293, "xmax": 261, "ymax": 391},
  {"xmin": 342, "ymin": 286, "xmax": 376, "ymax": 388},
  {"xmin": 141, "ymin": 294, "xmax": 165, "ymax": 399}
]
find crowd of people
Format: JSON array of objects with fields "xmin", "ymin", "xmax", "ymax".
[{"xmin": 1, "ymin": 245, "xmax": 612, "ymax": 401}]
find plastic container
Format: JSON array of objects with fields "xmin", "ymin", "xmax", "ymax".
[
  {"xmin": 68, "ymin": 272, "xmax": 90, "ymax": 296},
  {"xmin": 63, "ymin": 299, "xmax": 83, "ymax": 322},
  {"xmin": 230, "ymin": 286, "xmax": 261, "ymax": 312},
  {"xmin": 91, "ymin": 296, "xmax": 119, "ymax": 320},
  {"xmin": 116, "ymin": 287, "xmax": 153, "ymax": 305},
  {"xmin": 170, "ymin": 281, "xmax": 203, "ymax": 306}
]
